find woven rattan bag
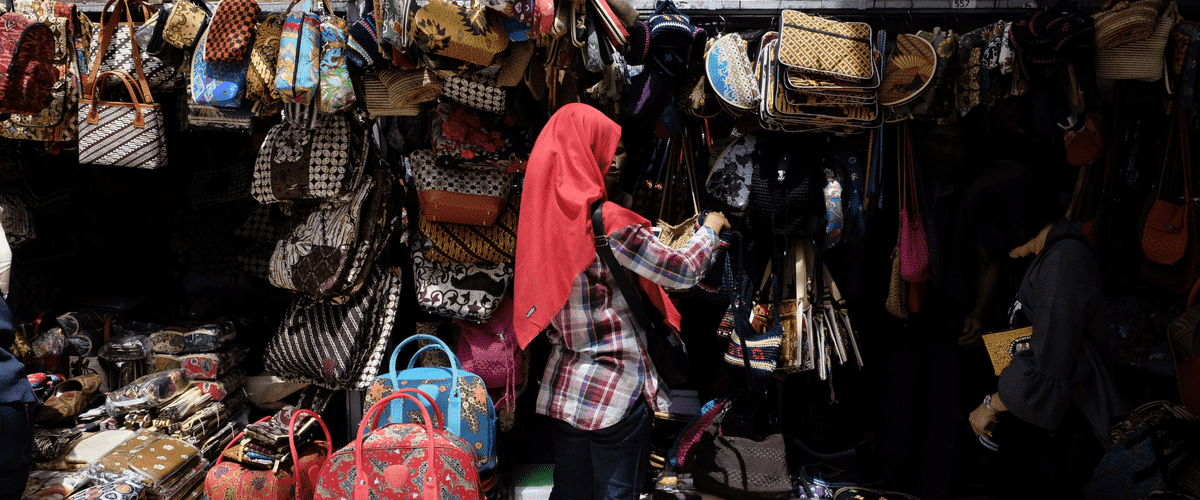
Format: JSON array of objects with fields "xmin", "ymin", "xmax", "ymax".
[
  {"xmin": 1094, "ymin": 0, "xmax": 1162, "ymax": 49},
  {"xmin": 1096, "ymin": 1, "xmax": 1179, "ymax": 81}
]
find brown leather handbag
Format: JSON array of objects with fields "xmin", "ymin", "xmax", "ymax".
[{"xmin": 1142, "ymin": 110, "xmax": 1192, "ymax": 266}]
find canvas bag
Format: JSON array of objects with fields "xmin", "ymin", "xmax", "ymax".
[
  {"xmin": 0, "ymin": 12, "xmax": 57, "ymax": 116},
  {"xmin": 314, "ymin": 390, "xmax": 482, "ymax": 500},
  {"xmin": 0, "ymin": 3, "xmax": 88, "ymax": 143},
  {"xmin": 275, "ymin": 0, "xmax": 331, "ymax": 105},
  {"xmin": 364, "ymin": 334, "xmax": 498, "ymax": 472},
  {"xmin": 78, "ymin": 69, "xmax": 167, "ymax": 169},
  {"xmin": 205, "ymin": 410, "xmax": 332, "ymax": 500},
  {"xmin": 190, "ymin": 23, "xmax": 251, "ymax": 108},
  {"xmin": 251, "ymin": 113, "xmax": 362, "ymax": 204},
  {"xmin": 88, "ymin": 0, "xmax": 185, "ymax": 91}
]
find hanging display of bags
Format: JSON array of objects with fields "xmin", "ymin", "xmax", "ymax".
[
  {"xmin": 78, "ymin": 69, "xmax": 167, "ymax": 169},
  {"xmin": 88, "ymin": 0, "xmax": 185, "ymax": 91}
]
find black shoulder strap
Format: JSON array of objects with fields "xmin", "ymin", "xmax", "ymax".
[{"xmin": 591, "ymin": 202, "xmax": 653, "ymax": 331}]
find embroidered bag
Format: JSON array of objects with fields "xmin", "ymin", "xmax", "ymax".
[
  {"xmin": 454, "ymin": 296, "xmax": 524, "ymax": 410},
  {"xmin": 418, "ymin": 196, "xmax": 517, "ymax": 263},
  {"xmin": 204, "ymin": 0, "xmax": 259, "ymax": 61},
  {"xmin": 899, "ymin": 124, "xmax": 929, "ymax": 282},
  {"xmin": 0, "ymin": 12, "xmax": 57, "ymax": 116},
  {"xmin": 314, "ymin": 390, "xmax": 483, "ymax": 500},
  {"xmin": 430, "ymin": 102, "xmax": 534, "ymax": 171},
  {"xmin": 411, "ymin": 241, "xmax": 512, "ymax": 322},
  {"xmin": 275, "ymin": 0, "xmax": 329, "ymax": 105},
  {"xmin": 364, "ymin": 334, "xmax": 498, "ymax": 472},
  {"xmin": 317, "ymin": 16, "xmax": 354, "ymax": 113},
  {"xmin": 78, "ymin": 69, "xmax": 167, "ymax": 169},
  {"xmin": 0, "ymin": 3, "xmax": 88, "ymax": 143},
  {"xmin": 705, "ymin": 134, "xmax": 756, "ymax": 211},
  {"xmin": 191, "ymin": 23, "xmax": 250, "ymax": 108},
  {"xmin": 1143, "ymin": 111, "xmax": 1191, "ymax": 266},
  {"xmin": 263, "ymin": 265, "xmax": 404, "ymax": 390},
  {"xmin": 206, "ymin": 410, "xmax": 333, "ymax": 500},
  {"xmin": 252, "ymin": 113, "xmax": 361, "ymax": 204},
  {"xmin": 246, "ymin": 13, "xmax": 283, "ymax": 110},
  {"xmin": 88, "ymin": 0, "xmax": 185, "ymax": 92},
  {"xmin": 410, "ymin": 149, "xmax": 514, "ymax": 226},
  {"xmin": 162, "ymin": 0, "xmax": 209, "ymax": 49},
  {"xmin": 411, "ymin": 0, "xmax": 508, "ymax": 67}
]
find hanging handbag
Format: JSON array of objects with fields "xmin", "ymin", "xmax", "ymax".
[
  {"xmin": 454, "ymin": 296, "xmax": 524, "ymax": 410},
  {"xmin": 317, "ymin": 16, "xmax": 354, "ymax": 114},
  {"xmin": 191, "ymin": 23, "xmax": 251, "ymax": 108},
  {"xmin": 442, "ymin": 72, "xmax": 507, "ymax": 114},
  {"xmin": 899, "ymin": 123, "xmax": 930, "ymax": 283},
  {"xmin": 246, "ymin": 13, "xmax": 284, "ymax": 110},
  {"xmin": 206, "ymin": 410, "xmax": 332, "ymax": 500},
  {"xmin": 252, "ymin": 114, "xmax": 362, "ymax": 204},
  {"xmin": 314, "ymin": 390, "xmax": 483, "ymax": 500},
  {"xmin": 430, "ymin": 102, "xmax": 534, "ymax": 171},
  {"xmin": 593, "ymin": 202, "xmax": 691, "ymax": 387},
  {"xmin": 1093, "ymin": 0, "xmax": 1161, "ymax": 49},
  {"xmin": 88, "ymin": 0, "xmax": 185, "ymax": 92},
  {"xmin": 276, "ymin": 0, "xmax": 331, "ymax": 105},
  {"xmin": 0, "ymin": 4, "xmax": 88, "ymax": 143},
  {"xmin": 769, "ymin": 240, "xmax": 815, "ymax": 373},
  {"xmin": 705, "ymin": 134, "xmax": 756, "ymax": 212},
  {"xmin": 885, "ymin": 244, "xmax": 908, "ymax": 319},
  {"xmin": 777, "ymin": 9, "xmax": 873, "ymax": 81},
  {"xmin": 1096, "ymin": 1, "xmax": 1178, "ymax": 82},
  {"xmin": 78, "ymin": 69, "xmax": 167, "ymax": 169},
  {"xmin": 0, "ymin": 12, "xmax": 57, "ymax": 116},
  {"xmin": 1143, "ymin": 110, "xmax": 1191, "ymax": 266},
  {"xmin": 411, "ymin": 240, "xmax": 513, "ymax": 322},
  {"xmin": 418, "ymin": 196, "xmax": 518, "ymax": 263},
  {"xmin": 410, "ymin": 0, "xmax": 508, "ymax": 67},
  {"xmin": 410, "ymin": 149, "xmax": 515, "ymax": 226},
  {"xmin": 205, "ymin": 0, "xmax": 260, "ymax": 62},
  {"xmin": 363, "ymin": 334, "xmax": 498, "ymax": 472},
  {"xmin": 263, "ymin": 265, "xmax": 404, "ymax": 390},
  {"xmin": 725, "ymin": 269, "xmax": 784, "ymax": 379},
  {"xmin": 161, "ymin": 0, "xmax": 210, "ymax": 49}
]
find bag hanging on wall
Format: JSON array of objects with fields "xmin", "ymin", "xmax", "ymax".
[
  {"xmin": 885, "ymin": 244, "xmax": 908, "ymax": 319},
  {"xmin": 411, "ymin": 240, "xmax": 513, "ymax": 322},
  {"xmin": 364, "ymin": 334, "xmax": 498, "ymax": 472},
  {"xmin": 276, "ymin": 0, "xmax": 332, "ymax": 105},
  {"xmin": 317, "ymin": 16, "xmax": 355, "ymax": 114},
  {"xmin": 410, "ymin": 0, "xmax": 508, "ymax": 67},
  {"xmin": 418, "ymin": 196, "xmax": 518, "ymax": 263},
  {"xmin": 0, "ymin": 4, "xmax": 89, "ymax": 143},
  {"xmin": 263, "ymin": 265, "xmax": 404, "ymax": 390},
  {"xmin": 1167, "ymin": 280, "xmax": 1200, "ymax": 416},
  {"xmin": 190, "ymin": 23, "xmax": 251, "ymax": 108},
  {"xmin": 725, "ymin": 269, "xmax": 784, "ymax": 379},
  {"xmin": 78, "ymin": 69, "xmax": 167, "ymax": 169},
  {"xmin": 454, "ymin": 296, "xmax": 524, "ymax": 410},
  {"xmin": 442, "ymin": 72, "xmax": 507, "ymax": 114},
  {"xmin": 1093, "ymin": 0, "xmax": 1162, "ymax": 49},
  {"xmin": 206, "ymin": 410, "xmax": 332, "ymax": 500},
  {"xmin": 1142, "ymin": 110, "xmax": 1191, "ymax": 266},
  {"xmin": 410, "ymin": 148, "xmax": 515, "ymax": 226},
  {"xmin": 0, "ymin": 12, "xmax": 57, "ymax": 116},
  {"xmin": 1096, "ymin": 1, "xmax": 1179, "ymax": 82},
  {"xmin": 252, "ymin": 113, "xmax": 362, "ymax": 204},
  {"xmin": 88, "ymin": 0, "xmax": 185, "ymax": 92},
  {"xmin": 746, "ymin": 134, "xmax": 826, "ymax": 237},
  {"xmin": 161, "ymin": 0, "xmax": 210, "ymax": 49},
  {"xmin": 899, "ymin": 123, "xmax": 930, "ymax": 283},
  {"xmin": 246, "ymin": 13, "xmax": 284, "ymax": 110},
  {"xmin": 430, "ymin": 102, "xmax": 534, "ymax": 171},
  {"xmin": 314, "ymin": 390, "xmax": 483, "ymax": 500},
  {"xmin": 204, "ymin": 0, "xmax": 260, "ymax": 62}
]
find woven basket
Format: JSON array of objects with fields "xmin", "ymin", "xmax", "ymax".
[
  {"xmin": 656, "ymin": 214, "xmax": 700, "ymax": 249},
  {"xmin": 1096, "ymin": 1, "xmax": 1178, "ymax": 81},
  {"xmin": 1094, "ymin": 0, "xmax": 1162, "ymax": 49}
]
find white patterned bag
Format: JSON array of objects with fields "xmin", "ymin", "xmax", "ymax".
[
  {"xmin": 78, "ymin": 70, "xmax": 168, "ymax": 169},
  {"xmin": 88, "ymin": 0, "xmax": 186, "ymax": 92},
  {"xmin": 252, "ymin": 114, "xmax": 363, "ymax": 205},
  {"xmin": 411, "ymin": 238, "xmax": 512, "ymax": 322},
  {"xmin": 442, "ymin": 73, "xmax": 507, "ymax": 113}
]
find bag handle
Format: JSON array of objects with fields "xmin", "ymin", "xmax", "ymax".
[
  {"xmin": 85, "ymin": 70, "xmax": 151, "ymax": 128},
  {"xmin": 387, "ymin": 333, "xmax": 461, "ymax": 429},
  {"xmin": 287, "ymin": 409, "xmax": 333, "ymax": 497},
  {"xmin": 902, "ymin": 122, "xmax": 920, "ymax": 221},
  {"xmin": 352, "ymin": 390, "xmax": 442, "ymax": 500},
  {"xmin": 88, "ymin": 0, "xmax": 153, "ymax": 101}
]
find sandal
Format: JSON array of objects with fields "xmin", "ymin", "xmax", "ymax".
[{"xmin": 36, "ymin": 373, "xmax": 102, "ymax": 424}]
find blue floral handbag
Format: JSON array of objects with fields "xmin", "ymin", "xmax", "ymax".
[
  {"xmin": 275, "ymin": 0, "xmax": 328, "ymax": 105},
  {"xmin": 363, "ymin": 334, "xmax": 498, "ymax": 472},
  {"xmin": 317, "ymin": 17, "xmax": 354, "ymax": 114},
  {"xmin": 191, "ymin": 25, "xmax": 250, "ymax": 108}
]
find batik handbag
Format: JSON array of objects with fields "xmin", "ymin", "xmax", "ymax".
[
  {"xmin": 410, "ymin": 149, "xmax": 515, "ymax": 226},
  {"xmin": 442, "ymin": 72, "xmax": 507, "ymax": 113},
  {"xmin": 705, "ymin": 134, "xmax": 756, "ymax": 211},
  {"xmin": 411, "ymin": 0, "xmax": 508, "ymax": 67},
  {"xmin": 317, "ymin": 17, "xmax": 354, "ymax": 114},
  {"xmin": 1143, "ymin": 111, "xmax": 1191, "ymax": 266},
  {"xmin": 430, "ymin": 102, "xmax": 535, "ymax": 171},
  {"xmin": 191, "ymin": 24, "xmax": 251, "ymax": 108},
  {"xmin": 206, "ymin": 410, "xmax": 333, "ymax": 500},
  {"xmin": 314, "ymin": 390, "xmax": 483, "ymax": 500},
  {"xmin": 263, "ymin": 265, "xmax": 403, "ymax": 390},
  {"xmin": 180, "ymin": 345, "xmax": 247, "ymax": 380},
  {"xmin": 411, "ymin": 240, "xmax": 513, "ymax": 322},
  {"xmin": 245, "ymin": 13, "xmax": 284, "ymax": 110},
  {"xmin": 78, "ymin": 69, "xmax": 167, "ymax": 169},
  {"xmin": 364, "ymin": 334, "xmax": 498, "ymax": 471},
  {"xmin": 204, "ymin": 0, "xmax": 260, "ymax": 61},
  {"xmin": 0, "ymin": 12, "xmax": 56, "ymax": 116},
  {"xmin": 0, "ymin": 4, "xmax": 87, "ymax": 143},
  {"xmin": 88, "ymin": 0, "xmax": 185, "ymax": 91},
  {"xmin": 418, "ymin": 195, "xmax": 518, "ymax": 263},
  {"xmin": 162, "ymin": 0, "xmax": 209, "ymax": 49},
  {"xmin": 252, "ymin": 114, "xmax": 361, "ymax": 204},
  {"xmin": 275, "ymin": 0, "xmax": 330, "ymax": 105}
]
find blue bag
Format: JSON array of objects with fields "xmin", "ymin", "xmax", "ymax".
[{"xmin": 191, "ymin": 25, "xmax": 250, "ymax": 108}]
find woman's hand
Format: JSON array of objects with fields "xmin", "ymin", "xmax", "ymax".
[
  {"xmin": 969, "ymin": 393, "xmax": 1006, "ymax": 437},
  {"xmin": 703, "ymin": 212, "xmax": 730, "ymax": 234}
]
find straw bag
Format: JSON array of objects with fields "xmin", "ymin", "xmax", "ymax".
[
  {"xmin": 885, "ymin": 245, "xmax": 907, "ymax": 319},
  {"xmin": 1094, "ymin": 0, "xmax": 1162, "ymax": 49},
  {"xmin": 1142, "ymin": 111, "xmax": 1191, "ymax": 266},
  {"xmin": 1096, "ymin": 1, "xmax": 1179, "ymax": 82}
]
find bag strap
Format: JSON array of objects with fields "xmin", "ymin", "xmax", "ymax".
[
  {"xmin": 88, "ymin": 0, "xmax": 152, "ymax": 101},
  {"xmin": 387, "ymin": 333, "xmax": 461, "ymax": 429},
  {"xmin": 85, "ymin": 70, "xmax": 151, "ymax": 127},
  {"xmin": 287, "ymin": 409, "xmax": 333, "ymax": 496},
  {"xmin": 353, "ymin": 390, "xmax": 442, "ymax": 500},
  {"xmin": 591, "ymin": 202, "xmax": 655, "ymax": 332},
  {"xmin": 1157, "ymin": 110, "xmax": 1192, "ymax": 206}
]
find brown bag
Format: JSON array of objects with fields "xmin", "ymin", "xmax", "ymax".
[
  {"xmin": 1093, "ymin": 0, "xmax": 1163, "ymax": 49},
  {"xmin": 1142, "ymin": 111, "xmax": 1191, "ymax": 266},
  {"xmin": 410, "ymin": 0, "xmax": 508, "ymax": 66}
]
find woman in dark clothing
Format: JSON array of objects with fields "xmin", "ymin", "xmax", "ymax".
[
  {"xmin": 963, "ymin": 162, "xmax": 1127, "ymax": 499},
  {"xmin": 0, "ymin": 293, "xmax": 35, "ymax": 499}
]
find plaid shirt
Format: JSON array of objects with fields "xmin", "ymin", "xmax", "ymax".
[{"xmin": 536, "ymin": 223, "xmax": 718, "ymax": 430}]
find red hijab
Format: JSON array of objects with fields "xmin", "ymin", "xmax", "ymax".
[{"xmin": 514, "ymin": 104, "xmax": 681, "ymax": 348}]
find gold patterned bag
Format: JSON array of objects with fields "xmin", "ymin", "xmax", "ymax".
[
  {"xmin": 246, "ymin": 13, "xmax": 284, "ymax": 112},
  {"xmin": 162, "ymin": 0, "xmax": 209, "ymax": 49},
  {"xmin": 981, "ymin": 326, "xmax": 1033, "ymax": 376},
  {"xmin": 778, "ymin": 10, "xmax": 874, "ymax": 81},
  {"xmin": 418, "ymin": 196, "xmax": 518, "ymax": 263},
  {"xmin": 411, "ymin": 0, "xmax": 508, "ymax": 66}
]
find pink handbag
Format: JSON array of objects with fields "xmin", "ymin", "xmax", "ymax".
[
  {"xmin": 899, "ymin": 123, "xmax": 930, "ymax": 284},
  {"xmin": 454, "ymin": 296, "xmax": 524, "ymax": 410}
]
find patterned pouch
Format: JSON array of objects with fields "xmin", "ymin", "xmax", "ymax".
[
  {"xmin": 275, "ymin": 1, "xmax": 325, "ymax": 105},
  {"xmin": 251, "ymin": 114, "xmax": 359, "ymax": 204},
  {"xmin": 180, "ymin": 344, "xmax": 247, "ymax": 380},
  {"xmin": 204, "ymin": 0, "xmax": 260, "ymax": 61},
  {"xmin": 317, "ymin": 17, "xmax": 355, "ymax": 114},
  {"xmin": 162, "ymin": 0, "xmax": 209, "ymax": 49},
  {"xmin": 411, "ymin": 241, "xmax": 513, "ymax": 322},
  {"xmin": 417, "ymin": 195, "xmax": 518, "ymax": 263},
  {"xmin": 128, "ymin": 437, "xmax": 200, "ymax": 486},
  {"xmin": 190, "ymin": 367, "xmax": 246, "ymax": 401},
  {"xmin": 442, "ymin": 72, "xmax": 507, "ymax": 113},
  {"xmin": 191, "ymin": 23, "xmax": 251, "ymax": 108},
  {"xmin": 66, "ymin": 479, "xmax": 144, "ymax": 500},
  {"xmin": 246, "ymin": 13, "xmax": 284, "ymax": 110}
]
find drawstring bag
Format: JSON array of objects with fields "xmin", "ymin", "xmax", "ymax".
[{"xmin": 899, "ymin": 123, "xmax": 930, "ymax": 283}]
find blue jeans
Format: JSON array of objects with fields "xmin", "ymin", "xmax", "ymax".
[
  {"xmin": 549, "ymin": 398, "xmax": 652, "ymax": 500},
  {"xmin": 0, "ymin": 402, "xmax": 32, "ymax": 500}
]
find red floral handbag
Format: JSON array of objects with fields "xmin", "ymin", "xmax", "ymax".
[
  {"xmin": 1143, "ymin": 110, "xmax": 1192, "ymax": 266},
  {"xmin": 0, "ymin": 11, "xmax": 57, "ymax": 116},
  {"xmin": 314, "ymin": 389, "xmax": 482, "ymax": 500},
  {"xmin": 205, "ymin": 409, "xmax": 333, "ymax": 500}
]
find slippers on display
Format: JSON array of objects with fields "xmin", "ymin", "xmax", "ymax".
[{"xmin": 36, "ymin": 373, "xmax": 103, "ymax": 424}]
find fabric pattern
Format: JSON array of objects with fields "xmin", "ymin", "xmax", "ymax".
[
  {"xmin": 275, "ymin": 9, "xmax": 321, "ymax": 104},
  {"xmin": 537, "ymin": 223, "xmax": 717, "ymax": 431},
  {"xmin": 204, "ymin": 0, "xmax": 259, "ymax": 61},
  {"xmin": 705, "ymin": 134, "xmax": 755, "ymax": 210},
  {"xmin": 430, "ymin": 102, "xmax": 534, "ymax": 171},
  {"xmin": 0, "ymin": 11, "xmax": 83, "ymax": 142},
  {"xmin": 411, "ymin": 242, "xmax": 513, "ymax": 322},
  {"xmin": 247, "ymin": 13, "xmax": 284, "ymax": 108},
  {"xmin": 411, "ymin": 0, "xmax": 508, "ymax": 66},
  {"xmin": 191, "ymin": 24, "xmax": 250, "ymax": 108},
  {"xmin": 252, "ymin": 114, "xmax": 357, "ymax": 204},
  {"xmin": 705, "ymin": 33, "xmax": 758, "ymax": 110},
  {"xmin": 264, "ymin": 265, "xmax": 404, "ymax": 390},
  {"xmin": 206, "ymin": 441, "xmax": 328, "ymax": 500},
  {"xmin": 317, "ymin": 17, "xmax": 354, "ymax": 114},
  {"xmin": 66, "ymin": 479, "xmax": 144, "ymax": 500},
  {"xmin": 162, "ymin": 0, "xmax": 208, "ymax": 49},
  {"xmin": 411, "ymin": 148, "xmax": 515, "ymax": 226},
  {"xmin": 442, "ymin": 73, "xmax": 507, "ymax": 113},
  {"xmin": 0, "ymin": 12, "xmax": 57, "ymax": 116},
  {"xmin": 180, "ymin": 345, "xmax": 247, "ymax": 380},
  {"xmin": 89, "ymin": 21, "xmax": 185, "ymax": 91},
  {"xmin": 78, "ymin": 72, "xmax": 168, "ymax": 169},
  {"xmin": 418, "ymin": 196, "xmax": 518, "ymax": 263}
]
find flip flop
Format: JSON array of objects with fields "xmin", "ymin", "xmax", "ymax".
[{"xmin": 36, "ymin": 373, "xmax": 102, "ymax": 424}]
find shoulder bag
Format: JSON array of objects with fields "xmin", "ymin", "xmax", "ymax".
[
  {"xmin": 364, "ymin": 334, "xmax": 498, "ymax": 472},
  {"xmin": 88, "ymin": 0, "xmax": 185, "ymax": 92},
  {"xmin": 410, "ymin": 0, "xmax": 508, "ymax": 66},
  {"xmin": 592, "ymin": 202, "xmax": 690, "ymax": 387},
  {"xmin": 1142, "ymin": 110, "xmax": 1191, "ymax": 266},
  {"xmin": 410, "ymin": 148, "xmax": 515, "ymax": 226},
  {"xmin": 418, "ymin": 195, "xmax": 518, "ymax": 263},
  {"xmin": 411, "ymin": 239, "xmax": 513, "ymax": 322},
  {"xmin": 899, "ymin": 123, "xmax": 930, "ymax": 283},
  {"xmin": 454, "ymin": 295, "xmax": 524, "ymax": 410},
  {"xmin": 78, "ymin": 69, "xmax": 167, "ymax": 169},
  {"xmin": 161, "ymin": 0, "xmax": 210, "ymax": 50},
  {"xmin": 0, "ymin": 3, "xmax": 88, "ymax": 143},
  {"xmin": 251, "ymin": 113, "xmax": 362, "ymax": 204},
  {"xmin": 314, "ymin": 390, "xmax": 482, "ymax": 500},
  {"xmin": 190, "ymin": 23, "xmax": 251, "ymax": 108},
  {"xmin": 0, "ymin": 12, "xmax": 57, "ymax": 116}
]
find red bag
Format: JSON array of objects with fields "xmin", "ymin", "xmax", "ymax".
[
  {"xmin": 454, "ymin": 296, "xmax": 524, "ymax": 409},
  {"xmin": 0, "ymin": 12, "xmax": 57, "ymax": 116},
  {"xmin": 314, "ymin": 389, "xmax": 482, "ymax": 500},
  {"xmin": 1143, "ymin": 111, "xmax": 1192, "ymax": 266},
  {"xmin": 205, "ymin": 410, "xmax": 333, "ymax": 500},
  {"xmin": 899, "ymin": 123, "xmax": 929, "ymax": 283}
]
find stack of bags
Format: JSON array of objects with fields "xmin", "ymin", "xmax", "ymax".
[
  {"xmin": 219, "ymin": 406, "xmax": 322, "ymax": 471},
  {"xmin": 758, "ymin": 11, "xmax": 882, "ymax": 134}
]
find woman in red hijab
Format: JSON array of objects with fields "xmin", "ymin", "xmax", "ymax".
[{"xmin": 515, "ymin": 103, "xmax": 729, "ymax": 500}]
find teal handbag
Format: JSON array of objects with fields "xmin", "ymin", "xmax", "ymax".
[
  {"xmin": 191, "ymin": 24, "xmax": 250, "ymax": 107},
  {"xmin": 317, "ymin": 17, "xmax": 354, "ymax": 114},
  {"xmin": 275, "ymin": 0, "xmax": 329, "ymax": 105}
]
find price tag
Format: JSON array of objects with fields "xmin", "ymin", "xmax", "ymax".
[{"xmin": 951, "ymin": 0, "xmax": 977, "ymax": 8}]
